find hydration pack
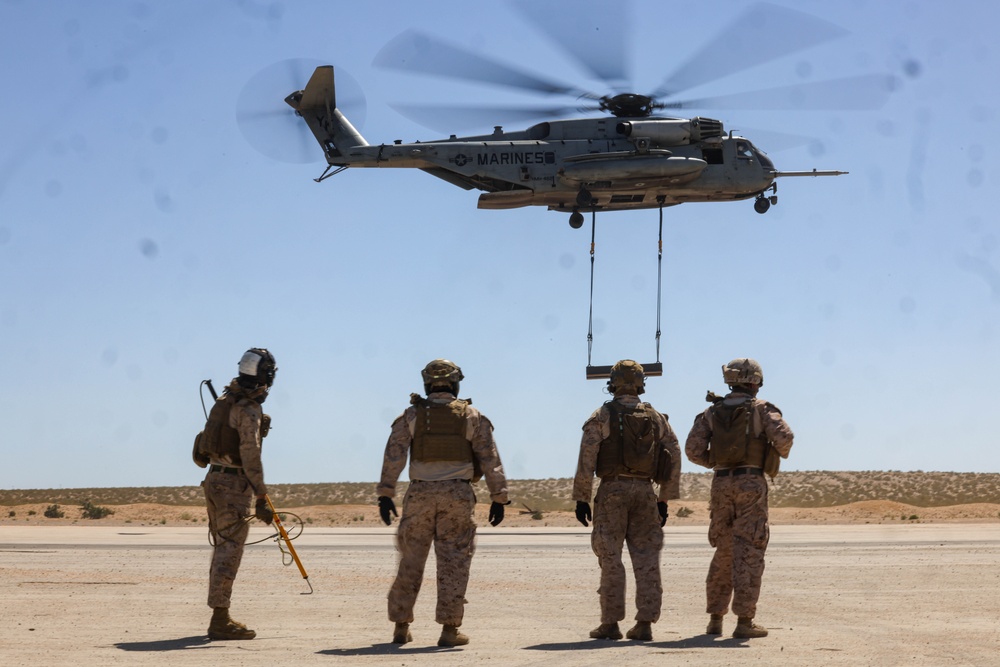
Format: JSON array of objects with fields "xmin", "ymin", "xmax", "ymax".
[
  {"xmin": 708, "ymin": 397, "xmax": 772, "ymax": 471},
  {"xmin": 597, "ymin": 401, "xmax": 672, "ymax": 483}
]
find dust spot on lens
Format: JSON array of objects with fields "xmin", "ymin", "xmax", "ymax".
[
  {"xmin": 899, "ymin": 296, "xmax": 916, "ymax": 314},
  {"xmin": 154, "ymin": 189, "xmax": 174, "ymax": 213},
  {"xmin": 139, "ymin": 238, "xmax": 159, "ymax": 259},
  {"xmin": 150, "ymin": 127, "xmax": 169, "ymax": 144}
]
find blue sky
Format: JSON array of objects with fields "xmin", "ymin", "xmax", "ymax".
[{"xmin": 1, "ymin": 0, "xmax": 997, "ymax": 490}]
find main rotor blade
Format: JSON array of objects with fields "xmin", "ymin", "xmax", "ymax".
[
  {"xmin": 374, "ymin": 29, "xmax": 593, "ymax": 98},
  {"xmin": 651, "ymin": 3, "xmax": 849, "ymax": 99},
  {"xmin": 388, "ymin": 103, "xmax": 582, "ymax": 133},
  {"xmin": 509, "ymin": 0, "xmax": 630, "ymax": 86},
  {"xmin": 661, "ymin": 74, "xmax": 898, "ymax": 111}
]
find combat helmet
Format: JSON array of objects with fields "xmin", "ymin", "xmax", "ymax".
[
  {"xmin": 422, "ymin": 358, "xmax": 464, "ymax": 394},
  {"xmin": 722, "ymin": 358, "xmax": 763, "ymax": 388},
  {"xmin": 238, "ymin": 348, "xmax": 278, "ymax": 390},
  {"xmin": 608, "ymin": 359, "xmax": 645, "ymax": 395}
]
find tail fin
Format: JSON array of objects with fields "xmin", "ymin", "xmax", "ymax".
[{"xmin": 285, "ymin": 66, "xmax": 368, "ymax": 160}]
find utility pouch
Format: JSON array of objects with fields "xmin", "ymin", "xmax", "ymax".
[
  {"xmin": 653, "ymin": 446, "xmax": 673, "ymax": 485},
  {"xmin": 763, "ymin": 444, "xmax": 781, "ymax": 479},
  {"xmin": 192, "ymin": 431, "xmax": 209, "ymax": 468}
]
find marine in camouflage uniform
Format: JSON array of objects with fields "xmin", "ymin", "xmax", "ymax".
[
  {"xmin": 198, "ymin": 348, "xmax": 278, "ymax": 641},
  {"xmin": 573, "ymin": 360, "xmax": 681, "ymax": 642},
  {"xmin": 377, "ymin": 359, "xmax": 510, "ymax": 648},
  {"xmin": 684, "ymin": 358, "xmax": 794, "ymax": 639}
]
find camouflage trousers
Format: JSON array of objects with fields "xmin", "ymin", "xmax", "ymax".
[
  {"xmin": 706, "ymin": 472, "xmax": 770, "ymax": 618},
  {"xmin": 203, "ymin": 471, "xmax": 252, "ymax": 609},
  {"xmin": 591, "ymin": 478, "xmax": 664, "ymax": 624},
  {"xmin": 388, "ymin": 479, "xmax": 477, "ymax": 627}
]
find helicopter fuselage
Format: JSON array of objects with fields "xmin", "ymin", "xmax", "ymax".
[
  {"xmin": 287, "ymin": 66, "xmax": 844, "ymax": 223},
  {"xmin": 326, "ymin": 117, "xmax": 776, "ymax": 213}
]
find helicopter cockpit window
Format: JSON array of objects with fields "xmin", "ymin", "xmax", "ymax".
[{"xmin": 736, "ymin": 141, "xmax": 753, "ymax": 160}]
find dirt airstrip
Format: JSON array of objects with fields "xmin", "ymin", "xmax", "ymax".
[{"xmin": 2, "ymin": 502, "xmax": 1000, "ymax": 666}]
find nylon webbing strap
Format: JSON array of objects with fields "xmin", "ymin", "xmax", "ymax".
[
  {"xmin": 656, "ymin": 205, "xmax": 663, "ymax": 363},
  {"xmin": 587, "ymin": 209, "xmax": 597, "ymax": 367}
]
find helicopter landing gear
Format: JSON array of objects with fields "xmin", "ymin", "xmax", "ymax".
[
  {"xmin": 754, "ymin": 183, "xmax": 778, "ymax": 214},
  {"xmin": 754, "ymin": 193, "xmax": 778, "ymax": 214},
  {"xmin": 571, "ymin": 188, "xmax": 595, "ymax": 228}
]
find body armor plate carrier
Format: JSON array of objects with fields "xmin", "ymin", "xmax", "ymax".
[
  {"xmin": 707, "ymin": 397, "xmax": 777, "ymax": 474},
  {"xmin": 195, "ymin": 395, "xmax": 243, "ymax": 466},
  {"xmin": 596, "ymin": 401, "xmax": 672, "ymax": 483},
  {"xmin": 411, "ymin": 397, "xmax": 474, "ymax": 464}
]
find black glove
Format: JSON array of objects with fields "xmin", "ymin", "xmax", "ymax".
[
  {"xmin": 254, "ymin": 497, "xmax": 273, "ymax": 525},
  {"xmin": 575, "ymin": 501, "xmax": 592, "ymax": 527},
  {"xmin": 657, "ymin": 501, "xmax": 669, "ymax": 527},
  {"xmin": 378, "ymin": 496, "xmax": 398, "ymax": 526},
  {"xmin": 488, "ymin": 501, "xmax": 506, "ymax": 527}
]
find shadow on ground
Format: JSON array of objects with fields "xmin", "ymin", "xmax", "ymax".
[
  {"xmin": 318, "ymin": 643, "xmax": 461, "ymax": 656},
  {"xmin": 524, "ymin": 636, "xmax": 749, "ymax": 651},
  {"xmin": 114, "ymin": 636, "xmax": 212, "ymax": 651}
]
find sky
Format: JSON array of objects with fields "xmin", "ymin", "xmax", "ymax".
[{"xmin": 1, "ymin": 0, "xmax": 997, "ymax": 490}]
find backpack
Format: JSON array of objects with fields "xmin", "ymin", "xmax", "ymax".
[
  {"xmin": 605, "ymin": 401, "xmax": 672, "ymax": 483},
  {"xmin": 708, "ymin": 399, "xmax": 754, "ymax": 468},
  {"xmin": 192, "ymin": 395, "xmax": 240, "ymax": 467}
]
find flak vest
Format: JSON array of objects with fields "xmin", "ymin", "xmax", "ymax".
[
  {"xmin": 411, "ymin": 397, "xmax": 475, "ymax": 464},
  {"xmin": 707, "ymin": 398, "xmax": 770, "ymax": 470},
  {"xmin": 194, "ymin": 392, "xmax": 270, "ymax": 466},
  {"xmin": 596, "ymin": 400, "xmax": 667, "ymax": 480},
  {"xmin": 198, "ymin": 395, "xmax": 244, "ymax": 464}
]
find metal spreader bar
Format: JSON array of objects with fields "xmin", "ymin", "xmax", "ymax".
[{"xmin": 587, "ymin": 362, "xmax": 663, "ymax": 380}]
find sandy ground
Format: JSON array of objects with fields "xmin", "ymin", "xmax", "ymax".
[{"xmin": 2, "ymin": 522, "xmax": 1000, "ymax": 666}]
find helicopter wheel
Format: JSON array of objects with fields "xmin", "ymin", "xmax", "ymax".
[
  {"xmin": 569, "ymin": 210, "xmax": 584, "ymax": 229},
  {"xmin": 754, "ymin": 196, "xmax": 771, "ymax": 214},
  {"xmin": 576, "ymin": 188, "xmax": 594, "ymax": 208}
]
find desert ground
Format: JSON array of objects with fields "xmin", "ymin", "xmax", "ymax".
[
  {"xmin": 3, "ymin": 523, "xmax": 1000, "ymax": 666},
  {"xmin": 2, "ymin": 473, "xmax": 1000, "ymax": 666}
]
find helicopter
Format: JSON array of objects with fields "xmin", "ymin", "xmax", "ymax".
[{"xmin": 276, "ymin": 3, "xmax": 894, "ymax": 229}]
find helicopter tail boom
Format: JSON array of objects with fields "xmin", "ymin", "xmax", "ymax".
[{"xmin": 285, "ymin": 66, "xmax": 368, "ymax": 161}]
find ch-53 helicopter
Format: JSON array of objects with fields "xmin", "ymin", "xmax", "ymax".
[
  {"xmin": 241, "ymin": 3, "xmax": 897, "ymax": 379},
  {"xmin": 271, "ymin": 3, "xmax": 894, "ymax": 229}
]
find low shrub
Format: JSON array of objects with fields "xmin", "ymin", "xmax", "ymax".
[{"xmin": 80, "ymin": 500, "xmax": 114, "ymax": 520}]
